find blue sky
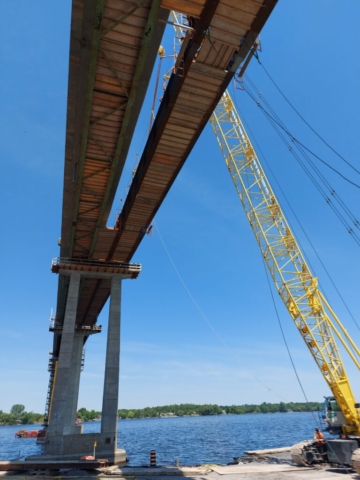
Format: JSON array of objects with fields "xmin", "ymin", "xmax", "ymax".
[{"xmin": 1, "ymin": 1, "xmax": 360, "ymax": 414}]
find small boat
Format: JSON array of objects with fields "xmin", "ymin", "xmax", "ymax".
[
  {"xmin": 15, "ymin": 428, "xmax": 44, "ymax": 438},
  {"xmin": 15, "ymin": 429, "xmax": 39, "ymax": 438}
]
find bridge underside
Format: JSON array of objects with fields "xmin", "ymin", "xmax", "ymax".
[
  {"xmin": 53, "ymin": 0, "xmax": 169, "ymax": 351},
  {"xmin": 54, "ymin": 0, "xmax": 276, "ymax": 340}
]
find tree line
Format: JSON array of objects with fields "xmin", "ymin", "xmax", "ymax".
[
  {"xmin": 116, "ymin": 402, "xmax": 322, "ymax": 419},
  {"xmin": 0, "ymin": 404, "xmax": 43, "ymax": 426},
  {"xmin": 0, "ymin": 402, "xmax": 322, "ymax": 425}
]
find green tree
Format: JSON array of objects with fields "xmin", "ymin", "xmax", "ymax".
[
  {"xmin": 10, "ymin": 404, "xmax": 25, "ymax": 423},
  {"xmin": 77, "ymin": 407, "xmax": 88, "ymax": 421},
  {"xmin": 21, "ymin": 411, "xmax": 43, "ymax": 425}
]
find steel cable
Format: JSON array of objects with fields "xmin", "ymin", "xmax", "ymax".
[
  {"xmin": 242, "ymin": 83, "xmax": 360, "ymax": 245},
  {"xmin": 230, "ymin": 82, "xmax": 360, "ymax": 334}
]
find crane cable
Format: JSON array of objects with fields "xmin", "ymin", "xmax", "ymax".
[
  {"xmin": 244, "ymin": 75, "xmax": 360, "ymax": 231},
  {"xmin": 242, "ymin": 83, "xmax": 360, "ymax": 246},
  {"xmin": 231, "ymin": 87, "xmax": 360, "ymax": 333},
  {"xmin": 154, "ymin": 221, "xmax": 301, "ymax": 402},
  {"xmin": 259, "ymin": 62, "xmax": 360, "ymax": 177},
  {"xmin": 244, "ymin": 84, "xmax": 360, "ymax": 245},
  {"xmin": 243, "ymin": 75, "xmax": 360, "ymax": 194},
  {"xmin": 246, "ymin": 87, "xmax": 360, "ymax": 246},
  {"xmin": 153, "ymin": 220, "xmax": 336, "ymax": 427},
  {"xmin": 260, "ymin": 254, "xmax": 318, "ymax": 424}
]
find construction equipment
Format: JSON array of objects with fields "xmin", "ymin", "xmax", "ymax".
[
  {"xmin": 166, "ymin": 10, "xmax": 360, "ymax": 469},
  {"xmin": 209, "ymin": 90, "xmax": 360, "ymax": 469}
]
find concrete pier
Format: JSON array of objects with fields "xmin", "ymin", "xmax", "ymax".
[
  {"xmin": 30, "ymin": 260, "xmax": 141, "ymax": 465},
  {"xmin": 101, "ymin": 277, "xmax": 121, "ymax": 438},
  {"xmin": 46, "ymin": 273, "xmax": 83, "ymax": 438}
]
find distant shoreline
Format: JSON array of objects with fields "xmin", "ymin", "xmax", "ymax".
[{"xmin": 1, "ymin": 402, "xmax": 322, "ymax": 426}]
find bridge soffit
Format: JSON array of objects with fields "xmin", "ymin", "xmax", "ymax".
[{"xmin": 61, "ymin": 0, "xmax": 169, "ymax": 261}]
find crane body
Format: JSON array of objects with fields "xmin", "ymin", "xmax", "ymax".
[
  {"xmin": 168, "ymin": 10, "xmax": 360, "ymax": 469},
  {"xmin": 209, "ymin": 91, "xmax": 360, "ymax": 467}
]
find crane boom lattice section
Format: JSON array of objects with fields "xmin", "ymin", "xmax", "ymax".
[{"xmin": 210, "ymin": 91, "xmax": 360, "ymax": 432}]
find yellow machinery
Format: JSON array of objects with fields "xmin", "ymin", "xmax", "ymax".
[
  {"xmin": 169, "ymin": 11, "xmax": 360, "ymax": 467},
  {"xmin": 210, "ymin": 90, "xmax": 360, "ymax": 466}
]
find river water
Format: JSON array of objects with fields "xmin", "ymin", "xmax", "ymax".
[{"xmin": 0, "ymin": 412, "xmax": 319, "ymax": 465}]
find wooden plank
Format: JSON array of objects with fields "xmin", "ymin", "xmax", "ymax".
[
  {"xmin": 89, "ymin": 115, "xmax": 124, "ymax": 128},
  {"xmin": 103, "ymin": 4, "xmax": 149, "ymax": 23},
  {"xmin": 161, "ymin": 129, "xmax": 193, "ymax": 142},
  {"xmin": 144, "ymin": 171, "xmax": 175, "ymax": 181},
  {"xmin": 95, "ymin": 64, "xmax": 134, "ymax": 82},
  {"xmin": 100, "ymin": 38, "xmax": 141, "ymax": 57},
  {"xmin": 90, "ymin": 122, "xmax": 121, "ymax": 135},
  {"xmin": 94, "ymin": 74, "xmax": 131, "ymax": 92},
  {"xmin": 163, "ymin": 123, "xmax": 195, "ymax": 137},
  {"xmin": 196, "ymin": 39, "xmax": 234, "ymax": 69},
  {"xmin": 96, "ymin": 53, "xmax": 138, "ymax": 73},
  {"xmin": 147, "ymin": 162, "xmax": 179, "ymax": 173},
  {"xmin": 216, "ymin": 3, "xmax": 256, "ymax": 25},
  {"xmin": 102, "ymin": 23, "xmax": 146, "ymax": 43},
  {"xmin": 181, "ymin": 82, "xmax": 219, "ymax": 98},
  {"xmin": 90, "ymin": 103, "xmax": 126, "ymax": 117},
  {"xmin": 161, "ymin": 0, "xmax": 204, "ymax": 17},
  {"xmin": 101, "ymin": 38, "xmax": 141, "ymax": 61},
  {"xmin": 209, "ymin": 24, "xmax": 248, "ymax": 47},
  {"xmin": 190, "ymin": 60, "xmax": 228, "ymax": 79},
  {"xmin": 182, "ymin": 71, "xmax": 223, "ymax": 88},
  {"xmin": 92, "ymin": 93, "xmax": 123, "ymax": 110},
  {"xmin": 220, "ymin": 0, "xmax": 260, "ymax": 17},
  {"xmin": 152, "ymin": 152, "xmax": 181, "ymax": 164},
  {"xmin": 177, "ymin": 89, "xmax": 214, "ymax": 107},
  {"xmin": 171, "ymin": 103, "xmax": 208, "ymax": 119}
]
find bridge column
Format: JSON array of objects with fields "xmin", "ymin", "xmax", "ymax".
[
  {"xmin": 101, "ymin": 277, "xmax": 121, "ymax": 438},
  {"xmin": 67, "ymin": 333, "xmax": 86, "ymax": 431},
  {"xmin": 48, "ymin": 272, "xmax": 84, "ymax": 436}
]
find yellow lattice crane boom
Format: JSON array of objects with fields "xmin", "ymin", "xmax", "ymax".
[
  {"xmin": 209, "ymin": 91, "xmax": 360, "ymax": 435},
  {"xmin": 169, "ymin": 10, "xmax": 360, "ymax": 467}
]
